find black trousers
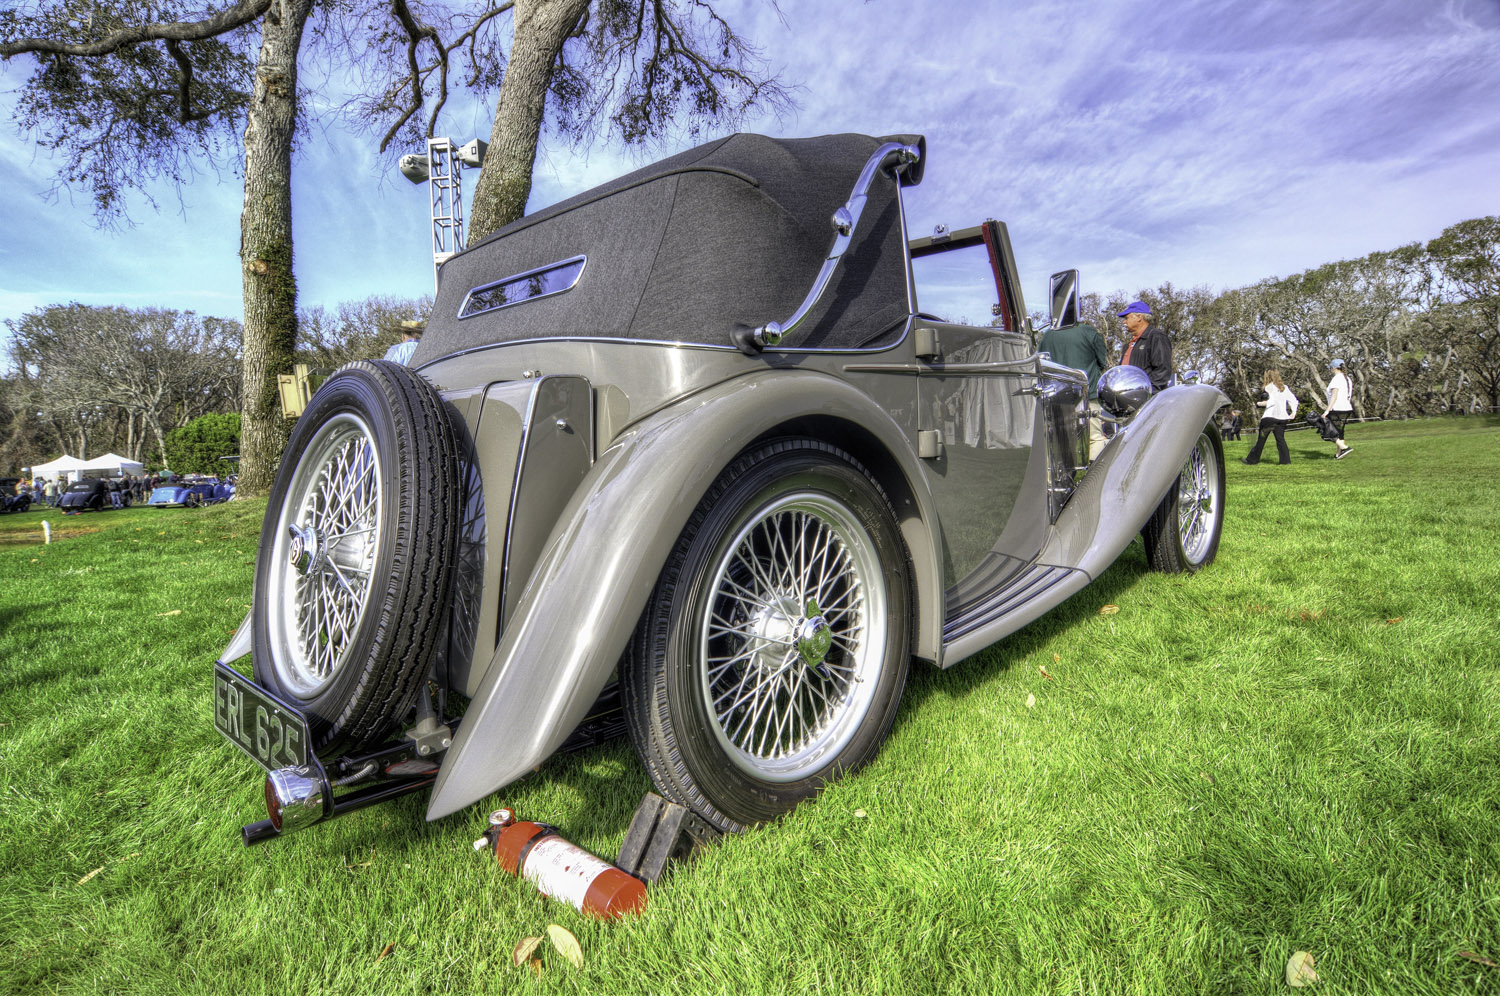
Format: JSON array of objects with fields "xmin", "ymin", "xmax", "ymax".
[
  {"xmin": 1328, "ymin": 410, "xmax": 1351, "ymax": 440},
  {"xmin": 1245, "ymin": 418, "xmax": 1290, "ymax": 464}
]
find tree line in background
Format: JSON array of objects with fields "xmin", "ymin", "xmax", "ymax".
[
  {"xmin": 1, "ymin": 304, "xmax": 241, "ymax": 471},
  {"xmin": 1071, "ymin": 215, "xmax": 1500, "ymax": 418},
  {"xmin": 0, "ymin": 295, "xmax": 425, "ymax": 473}
]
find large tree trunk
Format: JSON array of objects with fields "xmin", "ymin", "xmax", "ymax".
[
  {"xmin": 237, "ymin": 0, "xmax": 313, "ymax": 496},
  {"xmin": 148, "ymin": 415, "xmax": 171, "ymax": 473},
  {"xmin": 466, "ymin": 0, "xmax": 589, "ymax": 244}
]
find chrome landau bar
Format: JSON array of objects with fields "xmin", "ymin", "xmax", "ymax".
[{"xmin": 735, "ymin": 141, "xmax": 922, "ymax": 354}]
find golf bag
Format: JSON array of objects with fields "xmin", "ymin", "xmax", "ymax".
[{"xmin": 1306, "ymin": 412, "xmax": 1340, "ymax": 442}]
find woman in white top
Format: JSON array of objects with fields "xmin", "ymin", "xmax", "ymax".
[
  {"xmin": 1242, "ymin": 368, "xmax": 1299, "ymax": 465},
  {"xmin": 1322, "ymin": 358, "xmax": 1354, "ymax": 459}
]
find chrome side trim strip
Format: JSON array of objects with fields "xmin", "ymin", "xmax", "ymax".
[{"xmin": 415, "ymin": 319, "xmax": 921, "ymax": 371}]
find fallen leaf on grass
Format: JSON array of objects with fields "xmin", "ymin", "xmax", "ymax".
[
  {"xmin": 1286, "ymin": 950, "xmax": 1319, "ymax": 987},
  {"xmin": 1459, "ymin": 950, "xmax": 1499, "ymax": 968},
  {"xmin": 375, "ymin": 942, "xmax": 394, "ymax": 964},
  {"xmin": 155, "ymin": 609, "xmax": 182, "ymax": 617},
  {"xmin": 1052, "ymin": 653, "xmax": 1060, "ymax": 663},
  {"xmin": 853, "ymin": 809, "xmax": 867, "ymax": 819},
  {"xmin": 1038, "ymin": 665, "xmax": 1054, "ymax": 680},
  {"xmin": 1298, "ymin": 609, "xmax": 1324, "ymax": 621},
  {"xmin": 512, "ymin": 936, "xmax": 544, "ymax": 967},
  {"xmin": 547, "ymin": 925, "xmax": 584, "ymax": 969},
  {"xmin": 1385, "ymin": 617, "xmax": 1403, "ymax": 625},
  {"xmin": 1099, "ymin": 604, "xmax": 1120, "ymax": 616},
  {"xmin": 1025, "ymin": 693, "xmax": 1036, "ymax": 709},
  {"xmin": 77, "ymin": 867, "xmax": 104, "ymax": 886}
]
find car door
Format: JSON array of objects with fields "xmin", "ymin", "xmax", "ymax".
[{"xmin": 908, "ymin": 220, "xmax": 1049, "ymax": 606}]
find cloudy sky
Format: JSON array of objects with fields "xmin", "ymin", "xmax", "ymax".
[{"xmin": 1, "ymin": 0, "xmax": 1497, "ymax": 335}]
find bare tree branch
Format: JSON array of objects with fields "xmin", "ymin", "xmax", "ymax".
[
  {"xmin": 0, "ymin": 0, "xmax": 273, "ymax": 59},
  {"xmin": 164, "ymin": 39, "xmax": 213, "ymax": 122}
]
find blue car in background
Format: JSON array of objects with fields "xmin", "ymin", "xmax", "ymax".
[{"xmin": 148, "ymin": 476, "xmax": 232, "ymax": 508}]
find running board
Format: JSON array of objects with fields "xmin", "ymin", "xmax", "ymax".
[{"xmin": 941, "ymin": 560, "xmax": 1088, "ymax": 664}]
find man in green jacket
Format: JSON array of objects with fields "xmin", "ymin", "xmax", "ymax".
[{"xmin": 1039, "ymin": 319, "xmax": 1109, "ymax": 460}]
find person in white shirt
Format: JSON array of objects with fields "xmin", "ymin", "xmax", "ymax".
[
  {"xmin": 1322, "ymin": 358, "xmax": 1354, "ymax": 459},
  {"xmin": 1242, "ymin": 368, "xmax": 1299, "ymax": 465}
]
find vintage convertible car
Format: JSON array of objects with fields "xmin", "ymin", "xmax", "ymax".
[
  {"xmin": 1, "ymin": 479, "xmax": 32, "ymax": 513},
  {"xmin": 148, "ymin": 477, "xmax": 226, "ymax": 508},
  {"xmin": 213, "ymin": 133, "xmax": 1227, "ymax": 845}
]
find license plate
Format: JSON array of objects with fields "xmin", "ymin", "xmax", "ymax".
[{"xmin": 213, "ymin": 662, "xmax": 310, "ymax": 771}]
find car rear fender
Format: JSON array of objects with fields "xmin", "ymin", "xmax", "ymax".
[
  {"xmin": 426, "ymin": 369, "xmax": 943, "ymax": 820},
  {"xmin": 1039, "ymin": 383, "xmax": 1230, "ymax": 575}
]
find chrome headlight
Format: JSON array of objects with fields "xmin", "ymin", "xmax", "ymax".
[{"xmin": 1098, "ymin": 365, "xmax": 1154, "ymax": 421}]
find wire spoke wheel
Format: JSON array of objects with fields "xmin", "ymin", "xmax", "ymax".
[
  {"xmin": 264, "ymin": 414, "xmax": 383, "ymax": 697},
  {"xmin": 701, "ymin": 495, "xmax": 886, "ymax": 782},
  {"xmin": 1177, "ymin": 433, "xmax": 1221, "ymax": 565},
  {"xmin": 625, "ymin": 439, "xmax": 910, "ymax": 833},
  {"xmin": 1144, "ymin": 426, "xmax": 1226, "ymax": 573}
]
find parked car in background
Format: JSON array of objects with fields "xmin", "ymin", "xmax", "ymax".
[
  {"xmin": 213, "ymin": 132, "xmax": 1229, "ymax": 847},
  {"xmin": 148, "ymin": 476, "xmax": 224, "ymax": 508},
  {"xmin": 0, "ymin": 490, "xmax": 31, "ymax": 514},
  {"xmin": 59, "ymin": 478, "xmax": 130, "ymax": 514}
]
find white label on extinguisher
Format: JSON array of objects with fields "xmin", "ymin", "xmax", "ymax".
[{"xmin": 522, "ymin": 837, "xmax": 615, "ymax": 911}]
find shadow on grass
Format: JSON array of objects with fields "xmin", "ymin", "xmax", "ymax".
[{"xmin": 894, "ymin": 547, "xmax": 1155, "ymax": 721}]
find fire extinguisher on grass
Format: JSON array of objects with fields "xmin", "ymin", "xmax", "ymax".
[{"xmin": 475, "ymin": 809, "xmax": 647, "ymax": 918}]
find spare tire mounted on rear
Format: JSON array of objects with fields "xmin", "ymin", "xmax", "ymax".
[{"xmin": 252, "ymin": 360, "xmax": 460, "ymax": 757}]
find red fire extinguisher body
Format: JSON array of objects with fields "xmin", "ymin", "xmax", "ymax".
[{"xmin": 491, "ymin": 819, "xmax": 647, "ymax": 918}]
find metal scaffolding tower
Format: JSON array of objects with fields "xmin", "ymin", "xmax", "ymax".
[
  {"xmin": 401, "ymin": 138, "xmax": 487, "ymax": 294},
  {"xmin": 427, "ymin": 137, "xmax": 464, "ymax": 289}
]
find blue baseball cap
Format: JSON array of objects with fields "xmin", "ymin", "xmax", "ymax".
[
  {"xmin": 1329, "ymin": 358, "xmax": 1344, "ymax": 368},
  {"xmin": 1117, "ymin": 300, "xmax": 1151, "ymax": 317}
]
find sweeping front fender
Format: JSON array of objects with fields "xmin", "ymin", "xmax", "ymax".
[
  {"xmin": 426, "ymin": 369, "xmax": 943, "ymax": 820},
  {"xmin": 1040, "ymin": 383, "xmax": 1230, "ymax": 575}
]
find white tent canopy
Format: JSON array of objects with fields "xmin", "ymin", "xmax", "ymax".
[
  {"xmin": 76, "ymin": 452, "xmax": 144, "ymax": 477},
  {"xmin": 25, "ymin": 454, "xmax": 86, "ymax": 481},
  {"xmin": 26, "ymin": 453, "xmax": 143, "ymax": 482}
]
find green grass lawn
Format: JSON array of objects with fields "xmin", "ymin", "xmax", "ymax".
[{"xmin": 2, "ymin": 416, "xmax": 1497, "ymax": 995}]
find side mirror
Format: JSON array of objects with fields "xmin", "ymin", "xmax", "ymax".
[{"xmin": 1049, "ymin": 270, "xmax": 1080, "ymax": 329}]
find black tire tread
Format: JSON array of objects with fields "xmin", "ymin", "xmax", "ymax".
[{"xmin": 330, "ymin": 360, "xmax": 461, "ymax": 753}]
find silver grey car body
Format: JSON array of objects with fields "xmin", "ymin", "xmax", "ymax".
[{"xmin": 222, "ymin": 132, "xmax": 1228, "ymax": 838}]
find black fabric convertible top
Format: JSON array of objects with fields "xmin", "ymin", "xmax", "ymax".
[{"xmin": 415, "ymin": 132, "xmax": 925, "ymax": 361}]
